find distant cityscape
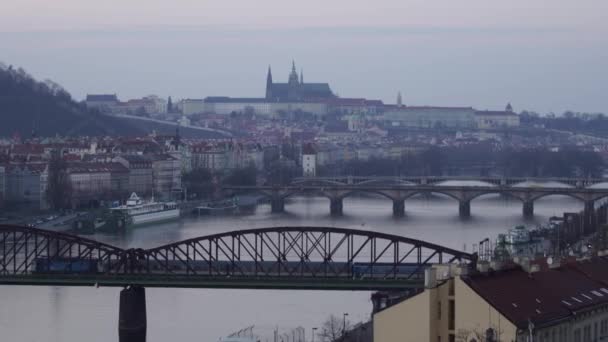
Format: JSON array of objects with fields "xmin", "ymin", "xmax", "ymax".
[
  {"xmin": 3, "ymin": 60, "xmax": 608, "ymax": 342},
  {"xmin": 2, "ymin": 61, "xmax": 608, "ymax": 213}
]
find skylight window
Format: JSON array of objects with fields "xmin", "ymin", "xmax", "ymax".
[
  {"xmin": 562, "ymin": 300, "xmax": 572, "ymax": 306},
  {"xmin": 572, "ymin": 297, "xmax": 583, "ymax": 303},
  {"xmin": 600, "ymin": 288, "xmax": 608, "ymax": 294},
  {"xmin": 592, "ymin": 290, "xmax": 604, "ymax": 297},
  {"xmin": 581, "ymin": 294, "xmax": 593, "ymax": 300}
]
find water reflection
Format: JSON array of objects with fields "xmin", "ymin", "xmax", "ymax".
[{"xmin": 0, "ymin": 195, "xmax": 580, "ymax": 342}]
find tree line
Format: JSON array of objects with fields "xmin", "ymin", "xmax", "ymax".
[
  {"xmin": 319, "ymin": 146, "xmax": 605, "ymax": 178},
  {"xmin": 521, "ymin": 110, "xmax": 608, "ymax": 137},
  {"xmin": 0, "ymin": 63, "xmax": 140, "ymax": 137}
]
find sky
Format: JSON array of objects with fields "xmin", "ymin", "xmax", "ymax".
[{"xmin": 2, "ymin": 0, "xmax": 608, "ymax": 113}]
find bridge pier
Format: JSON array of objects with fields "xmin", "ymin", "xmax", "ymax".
[
  {"xmin": 271, "ymin": 197, "xmax": 285, "ymax": 213},
  {"xmin": 523, "ymin": 200, "xmax": 534, "ymax": 218},
  {"xmin": 392, "ymin": 200, "xmax": 405, "ymax": 217},
  {"xmin": 330, "ymin": 198, "xmax": 343, "ymax": 216},
  {"xmin": 459, "ymin": 200, "xmax": 471, "ymax": 218},
  {"xmin": 119, "ymin": 286, "xmax": 147, "ymax": 342}
]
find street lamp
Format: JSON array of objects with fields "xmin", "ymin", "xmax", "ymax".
[
  {"xmin": 311, "ymin": 327, "xmax": 318, "ymax": 342},
  {"xmin": 342, "ymin": 313, "xmax": 349, "ymax": 336}
]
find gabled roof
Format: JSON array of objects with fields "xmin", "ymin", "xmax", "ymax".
[{"xmin": 463, "ymin": 260, "xmax": 608, "ymax": 329}]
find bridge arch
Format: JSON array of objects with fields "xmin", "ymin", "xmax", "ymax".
[
  {"xmin": 281, "ymin": 189, "xmax": 335, "ymax": 200},
  {"xmin": 354, "ymin": 179, "xmax": 417, "ymax": 187},
  {"xmin": 465, "ymin": 190, "xmax": 526, "ymax": 203},
  {"xmin": 336, "ymin": 189, "xmax": 401, "ymax": 201},
  {"xmin": 430, "ymin": 179, "xmax": 498, "ymax": 187},
  {"xmin": 0, "ymin": 225, "xmax": 126, "ymax": 275},
  {"xmin": 0, "ymin": 225, "xmax": 476, "ymax": 289},
  {"xmin": 142, "ymin": 226, "xmax": 476, "ymax": 279},
  {"xmin": 291, "ymin": 179, "xmax": 346, "ymax": 186},
  {"xmin": 401, "ymin": 190, "xmax": 464, "ymax": 202},
  {"xmin": 528, "ymin": 191, "xmax": 588, "ymax": 203},
  {"xmin": 508, "ymin": 181, "xmax": 575, "ymax": 189}
]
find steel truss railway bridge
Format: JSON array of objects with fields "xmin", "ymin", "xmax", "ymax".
[
  {"xmin": 225, "ymin": 176, "xmax": 608, "ymax": 219},
  {"xmin": 0, "ymin": 225, "xmax": 475, "ymax": 341}
]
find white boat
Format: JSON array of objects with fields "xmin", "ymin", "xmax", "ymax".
[
  {"xmin": 505, "ymin": 225, "xmax": 531, "ymax": 245},
  {"xmin": 110, "ymin": 193, "xmax": 180, "ymax": 227}
]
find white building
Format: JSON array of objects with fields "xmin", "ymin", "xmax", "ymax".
[
  {"xmin": 151, "ymin": 154, "xmax": 182, "ymax": 199},
  {"xmin": 203, "ymin": 97, "xmax": 328, "ymax": 117},
  {"xmin": 181, "ymin": 99, "xmax": 205, "ymax": 115},
  {"xmin": 301, "ymin": 144, "xmax": 317, "ymax": 177},
  {"xmin": 204, "ymin": 97, "xmax": 272, "ymax": 116},
  {"xmin": 475, "ymin": 104, "xmax": 520, "ymax": 129},
  {"xmin": 144, "ymin": 95, "xmax": 167, "ymax": 114},
  {"xmin": 383, "ymin": 106, "xmax": 477, "ymax": 129},
  {"xmin": 85, "ymin": 94, "xmax": 119, "ymax": 112}
]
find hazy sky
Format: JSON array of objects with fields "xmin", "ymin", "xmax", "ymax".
[{"xmin": 2, "ymin": 0, "xmax": 608, "ymax": 113}]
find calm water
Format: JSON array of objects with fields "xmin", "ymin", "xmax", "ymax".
[{"xmin": 0, "ymin": 194, "xmax": 581, "ymax": 342}]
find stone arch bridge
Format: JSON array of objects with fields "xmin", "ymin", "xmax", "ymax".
[{"xmin": 224, "ymin": 177, "xmax": 608, "ymax": 219}]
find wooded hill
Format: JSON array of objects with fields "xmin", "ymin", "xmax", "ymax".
[{"xmin": 0, "ymin": 63, "xmax": 143, "ymax": 137}]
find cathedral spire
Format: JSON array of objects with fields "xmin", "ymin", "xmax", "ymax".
[
  {"xmin": 300, "ymin": 69, "xmax": 303, "ymax": 84},
  {"xmin": 288, "ymin": 60, "xmax": 299, "ymax": 85},
  {"xmin": 266, "ymin": 65, "xmax": 273, "ymax": 99},
  {"xmin": 266, "ymin": 65, "xmax": 273, "ymax": 86}
]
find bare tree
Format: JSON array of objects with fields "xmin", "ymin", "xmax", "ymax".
[
  {"xmin": 318, "ymin": 315, "xmax": 351, "ymax": 342},
  {"xmin": 456, "ymin": 326, "xmax": 502, "ymax": 342}
]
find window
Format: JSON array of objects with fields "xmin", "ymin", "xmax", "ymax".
[
  {"xmin": 574, "ymin": 328, "xmax": 581, "ymax": 342},
  {"xmin": 437, "ymin": 301, "xmax": 441, "ymax": 320},
  {"xmin": 583, "ymin": 325, "xmax": 591, "ymax": 342},
  {"xmin": 595, "ymin": 322, "xmax": 598, "ymax": 341},
  {"xmin": 448, "ymin": 300, "xmax": 455, "ymax": 330}
]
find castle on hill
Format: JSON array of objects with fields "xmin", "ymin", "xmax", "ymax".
[{"xmin": 265, "ymin": 61, "xmax": 336, "ymax": 102}]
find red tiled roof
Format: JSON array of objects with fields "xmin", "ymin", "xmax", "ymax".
[
  {"xmin": 463, "ymin": 261, "xmax": 608, "ymax": 329},
  {"xmin": 302, "ymin": 143, "xmax": 316, "ymax": 155},
  {"xmin": 11, "ymin": 144, "xmax": 45, "ymax": 154},
  {"xmin": 6, "ymin": 163, "xmax": 47, "ymax": 174},
  {"xmin": 572, "ymin": 257, "xmax": 608, "ymax": 285}
]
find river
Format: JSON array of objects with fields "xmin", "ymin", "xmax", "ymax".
[{"xmin": 0, "ymin": 194, "xmax": 582, "ymax": 342}]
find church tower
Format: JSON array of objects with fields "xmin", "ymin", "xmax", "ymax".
[
  {"xmin": 397, "ymin": 91, "xmax": 403, "ymax": 107},
  {"xmin": 288, "ymin": 60, "xmax": 299, "ymax": 85},
  {"xmin": 300, "ymin": 69, "xmax": 304, "ymax": 84},
  {"xmin": 287, "ymin": 60, "xmax": 300, "ymax": 100},
  {"xmin": 265, "ymin": 66, "xmax": 273, "ymax": 99},
  {"xmin": 506, "ymin": 102, "xmax": 513, "ymax": 112}
]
